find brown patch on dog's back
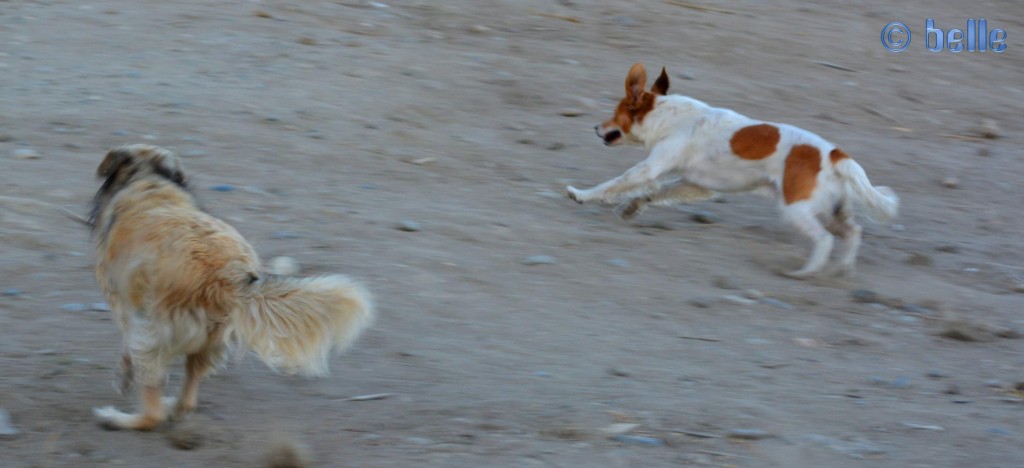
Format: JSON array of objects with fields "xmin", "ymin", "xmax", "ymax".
[
  {"xmin": 730, "ymin": 124, "xmax": 781, "ymax": 160},
  {"xmin": 783, "ymin": 144, "xmax": 821, "ymax": 204},
  {"xmin": 829, "ymin": 148, "xmax": 849, "ymax": 165}
]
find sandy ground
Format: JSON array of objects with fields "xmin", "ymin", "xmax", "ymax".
[{"xmin": 2, "ymin": 0, "xmax": 1023, "ymax": 466}]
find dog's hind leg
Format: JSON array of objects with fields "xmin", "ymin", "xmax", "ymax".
[
  {"xmin": 826, "ymin": 205, "xmax": 862, "ymax": 276},
  {"xmin": 173, "ymin": 332, "xmax": 226, "ymax": 418},
  {"xmin": 782, "ymin": 203, "xmax": 834, "ymax": 279},
  {"xmin": 616, "ymin": 180, "xmax": 716, "ymax": 220},
  {"xmin": 94, "ymin": 326, "xmax": 173, "ymax": 430}
]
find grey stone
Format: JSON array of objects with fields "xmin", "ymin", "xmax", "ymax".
[
  {"xmin": 851, "ymin": 289, "xmax": 879, "ymax": 303},
  {"xmin": 606, "ymin": 258, "xmax": 629, "ymax": 268},
  {"xmin": 2, "ymin": 288, "xmax": 22, "ymax": 297},
  {"xmin": 90, "ymin": 303, "xmax": 111, "ymax": 312},
  {"xmin": 13, "ymin": 148, "xmax": 39, "ymax": 159},
  {"xmin": 522, "ymin": 255, "xmax": 556, "ymax": 266},
  {"xmin": 0, "ymin": 409, "xmax": 19, "ymax": 438},
  {"xmin": 61, "ymin": 303, "xmax": 87, "ymax": 312},
  {"xmin": 688, "ymin": 297, "xmax": 714, "ymax": 308},
  {"xmin": 691, "ymin": 211, "xmax": 718, "ymax": 224},
  {"xmin": 726, "ymin": 428, "xmax": 775, "ymax": 440},
  {"xmin": 210, "ymin": 184, "xmax": 237, "ymax": 192},
  {"xmin": 760, "ymin": 297, "xmax": 795, "ymax": 310},
  {"xmin": 270, "ymin": 230, "xmax": 302, "ymax": 239},
  {"xmin": 612, "ymin": 435, "xmax": 663, "ymax": 446},
  {"xmin": 396, "ymin": 220, "xmax": 421, "ymax": 232},
  {"xmin": 803, "ymin": 434, "xmax": 886, "ymax": 459}
]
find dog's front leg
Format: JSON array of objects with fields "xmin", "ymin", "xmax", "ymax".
[
  {"xmin": 567, "ymin": 161, "xmax": 663, "ymax": 205},
  {"xmin": 616, "ymin": 180, "xmax": 717, "ymax": 220}
]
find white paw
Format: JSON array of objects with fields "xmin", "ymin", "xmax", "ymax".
[
  {"xmin": 161, "ymin": 396, "xmax": 178, "ymax": 410},
  {"xmin": 566, "ymin": 186, "xmax": 585, "ymax": 204},
  {"xmin": 93, "ymin": 406, "xmax": 131, "ymax": 429}
]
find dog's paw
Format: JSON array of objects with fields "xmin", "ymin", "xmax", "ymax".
[
  {"xmin": 615, "ymin": 198, "xmax": 647, "ymax": 220},
  {"xmin": 566, "ymin": 186, "xmax": 585, "ymax": 204},
  {"xmin": 94, "ymin": 406, "xmax": 129, "ymax": 430}
]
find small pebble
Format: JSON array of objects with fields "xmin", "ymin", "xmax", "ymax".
[
  {"xmin": 607, "ymin": 367, "xmax": 631, "ymax": 377},
  {"xmin": 891, "ymin": 376, "xmax": 912, "ymax": 389},
  {"xmin": 546, "ymin": 142, "xmax": 566, "ymax": 151},
  {"xmin": 935, "ymin": 245, "xmax": 960, "ymax": 253},
  {"xmin": 905, "ymin": 252, "xmax": 934, "ymax": 267},
  {"xmin": 851, "ymin": 289, "xmax": 880, "ymax": 304},
  {"xmin": 612, "ymin": 435, "xmax": 663, "ymax": 446},
  {"xmin": 268, "ymin": 256, "xmax": 300, "ymax": 276},
  {"xmin": 533, "ymin": 371, "xmax": 551, "ymax": 378},
  {"xmin": 902, "ymin": 422, "xmax": 945, "ymax": 431},
  {"xmin": 181, "ymin": 149, "xmax": 208, "ymax": 158},
  {"xmin": 210, "ymin": 184, "xmax": 237, "ymax": 192},
  {"xmin": 405, "ymin": 437, "xmax": 433, "ymax": 446},
  {"xmin": 13, "ymin": 148, "xmax": 39, "ymax": 159},
  {"xmin": 691, "ymin": 211, "xmax": 718, "ymax": 224},
  {"xmin": 688, "ymin": 297, "xmax": 714, "ymax": 308},
  {"xmin": 166, "ymin": 422, "xmax": 203, "ymax": 450},
  {"xmin": 945, "ymin": 384, "xmax": 961, "ymax": 395},
  {"xmin": 90, "ymin": 303, "xmax": 111, "ymax": 312},
  {"xmin": 726, "ymin": 429, "xmax": 775, "ymax": 440},
  {"xmin": 360, "ymin": 183, "xmax": 377, "ymax": 190},
  {"xmin": 0, "ymin": 408, "xmax": 19, "ymax": 439},
  {"xmin": 940, "ymin": 177, "xmax": 959, "ymax": 189},
  {"xmin": 270, "ymin": 231, "xmax": 301, "ymax": 240},
  {"xmin": 743, "ymin": 289, "xmax": 764, "ymax": 300},
  {"xmin": 606, "ymin": 258, "xmax": 629, "ymax": 268},
  {"xmin": 676, "ymin": 71, "xmax": 696, "ymax": 80},
  {"xmin": 522, "ymin": 255, "xmax": 556, "ymax": 266},
  {"xmin": 61, "ymin": 303, "xmax": 87, "ymax": 312},
  {"xmin": 722, "ymin": 294, "xmax": 756, "ymax": 305},
  {"xmin": 559, "ymin": 109, "xmax": 585, "ymax": 117},
  {"xmin": 926, "ymin": 369, "xmax": 948, "ymax": 379},
  {"xmin": 262, "ymin": 435, "xmax": 312, "ymax": 468},
  {"xmin": 396, "ymin": 220, "xmax": 421, "ymax": 232},
  {"xmin": 987, "ymin": 427, "xmax": 1012, "ymax": 436},
  {"xmin": 468, "ymin": 25, "xmax": 490, "ymax": 34},
  {"xmin": 974, "ymin": 119, "xmax": 1002, "ymax": 139},
  {"xmin": 760, "ymin": 297, "xmax": 794, "ymax": 310},
  {"xmin": 2, "ymin": 288, "xmax": 22, "ymax": 297},
  {"xmin": 977, "ymin": 147, "xmax": 992, "ymax": 157},
  {"xmin": 713, "ymin": 276, "xmax": 738, "ymax": 290}
]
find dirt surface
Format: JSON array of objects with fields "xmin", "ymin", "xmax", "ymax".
[{"xmin": 2, "ymin": 1, "xmax": 1023, "ymax": 466}]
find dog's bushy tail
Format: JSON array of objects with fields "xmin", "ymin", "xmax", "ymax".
[
  {"xmin": 228, "ymin": 274, "xmax": 374, "ymax": 377},
  {"xmin": 835, "ymin": 158, "xmax": 899, "ymax": 222}
]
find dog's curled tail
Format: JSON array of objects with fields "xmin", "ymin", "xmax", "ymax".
[
  {"xmin": 835, "ymin": 158, "xmax": 899, "ymax": 223},
  {"xmin": 229, "ymin": 274, "xmax": 375, "ymax": 377}
]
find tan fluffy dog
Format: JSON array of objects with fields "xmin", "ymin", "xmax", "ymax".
[{"xmin": 89, "ymin": 144, "xmax": 374, "ymax": 430}]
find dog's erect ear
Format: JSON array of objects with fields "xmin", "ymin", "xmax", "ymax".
[
  {"xmin": 97, "ymin": 148, "xmax": 133, "ymax": 178},
  {"xmin": 650, "ymin": 67, "xmax": 670, "ymax": 96},
  {"xmin": 625, "ymin": 63, "xmax": 647, "ymax": 103}
]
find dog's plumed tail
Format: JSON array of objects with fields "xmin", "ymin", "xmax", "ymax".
[
  {"xmin": 835, "ymin": 158, "xmax": 899, "ymax": 223},
  {"xmin": 228, "ymin": 274, "xmax": 375, "ymax": 377}
]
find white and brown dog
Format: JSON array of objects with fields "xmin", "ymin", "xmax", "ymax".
[{"xmin": 568, "ymin": 63, "xmax": 898, "ymax": 278}]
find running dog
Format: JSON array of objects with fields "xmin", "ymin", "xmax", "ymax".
[
  {"xmin": 567, "ymin": 63, "xmax": 899, "ymax": 278},
  {"xmin": 89, "ymin": 144, "xmax": 374, "ymax": 430}
]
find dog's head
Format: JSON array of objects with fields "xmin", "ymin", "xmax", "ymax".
[
  {"xmin": 91, "ymin": 144, "xmax": 187, "ymax": 226},
  {"xmin": 595, "ymin": 63, "xmax": 670, "ymax": 146}
]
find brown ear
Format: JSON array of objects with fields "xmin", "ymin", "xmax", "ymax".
[
  {"xmin": 625, "ymin": 63, "xmax": 647, "ymax": 103},
  {"xmin": 650, "ymin": 67, "xmax": 670, "ymax": 96},
  {"xmin": 97, "ymin": 148, "xmax": 133, "ymax": 178}
]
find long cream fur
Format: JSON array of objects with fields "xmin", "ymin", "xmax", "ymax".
[{"xmin": 89, "ymin": 144, "xmax": 374, "ymax": 431}]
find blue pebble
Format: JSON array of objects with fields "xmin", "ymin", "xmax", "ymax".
[
  {"xmin": 2, "ymin": 288, "xmax": 22, "ymax": 297},
  {"xmin": 612, "ymin": 435, "xmax": 664, "ymax": 446},
  {"xmin": 988, "ymin": 427, "xmax": 1012, "ymax": 436},
  {"xmin": 210, "ymin": 184, "xmax": 237, "ymax": 192},
  {"xmin": 533, "ymin": 371, "xmax": 550, "ymax": 378},
  {"xmin": 891, "ymin": 377, "xmax": 912, "ymax": 389}
]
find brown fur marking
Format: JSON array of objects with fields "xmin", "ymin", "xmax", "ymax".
[
  {"xmin": 783, "ymin": 144, "xmax": 822, "ymax": 204},
  {"xmin": 829, "ymin": 148, "xmax": 849, "ymax": 165},
  {"xmin": 730, "ymin": 124, "xmax": 781, "ymax": 160}
]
